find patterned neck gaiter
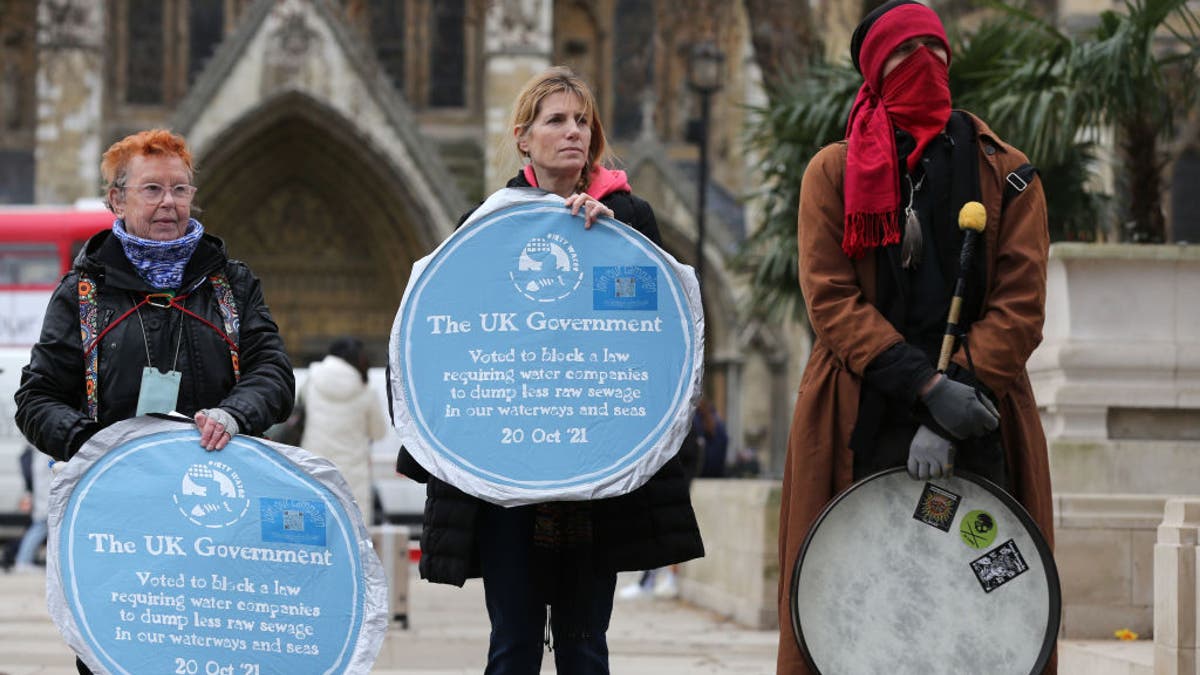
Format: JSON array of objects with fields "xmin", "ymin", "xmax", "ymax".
[{"xmin": 112, "ymin": 218, "xmax": 205, "ymax": 290}]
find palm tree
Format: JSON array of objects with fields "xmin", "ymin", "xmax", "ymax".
[
  {"xmin": 737, "ymin": 61, "xmax": 860, "ymax": 321},
  {"xmin": 1063, "ymin": 0, "xmax": 1200, "ymax": 242},
  {"xmin": 951, "ymin": 9, "xmax": 1107, "ymax": 241}
]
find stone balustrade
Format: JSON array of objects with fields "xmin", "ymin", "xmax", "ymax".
[
  {"xmin": 1028, "ymin": 243, "xmax": 1200, "ymax": 441},
  {"xmin": 1155, "ymin": 498, "xmax": 1200, "ymax": 675},
  {"xmin": 1055, "ymin": 493, "xmax": 1168, "ymax": 638}
]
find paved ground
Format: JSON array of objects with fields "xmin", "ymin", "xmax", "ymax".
[
  {"xmin": 2, "ymin": 564, "xmax": 1154, "ymax": 674},
  {"xmin": 0, "ymin": 568, "xmax": 779, "ymax": 674}
]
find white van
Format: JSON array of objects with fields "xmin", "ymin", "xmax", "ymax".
[
  {"xmin": 0, "ymin": 205, "xmax": 111, "ymax": 541},
  {"xmin": 1, "ymin": 348, "xmax": 35, "ymax": 540}
]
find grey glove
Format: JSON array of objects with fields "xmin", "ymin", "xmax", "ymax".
[
  {"xmin": 907, "ymin": 425, "xmax": 955, "ymax": 480},
  {"xmin": 195, "ymin": 407, "xmax": 239, "ymax": 451},
  {"xmin": 920, "ymin": 376, "xmax": 1000, "ymax": 440}
]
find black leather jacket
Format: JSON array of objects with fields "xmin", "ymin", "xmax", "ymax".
[{"xmin": 15, "ymin": 230, "xmax": 295, "ymax": 460}]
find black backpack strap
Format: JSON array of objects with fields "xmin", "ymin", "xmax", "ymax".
[{"xmin": 1002, "ymin": 163, "xmax": 1038, "ymax": 206}]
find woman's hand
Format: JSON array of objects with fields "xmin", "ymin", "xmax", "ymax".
[
  {"xmin": 195, "ymin": 408, "xmax": 239, "ymax": 451},
  {"xmin": 564, "ymin": 193, "xmax": 613, "ymax": 229}
]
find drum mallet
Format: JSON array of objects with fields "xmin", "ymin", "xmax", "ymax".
[{"xmin": 936, "ymin": 201, "xmax": 986, "ymax": 372}]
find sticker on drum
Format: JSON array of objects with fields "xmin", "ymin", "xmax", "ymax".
[{"xmin": 790, "ymin": 468, "xmax": 1060, "ymax": 675}]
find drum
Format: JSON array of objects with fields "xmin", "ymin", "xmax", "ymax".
[{"xmin": 790, "ymin": 468, "xmax": 1060, "ymax": 675}]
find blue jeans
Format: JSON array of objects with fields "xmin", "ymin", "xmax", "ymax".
[
  {"xmin": 15, "ymin": 519, "xmax": 47, "ymax": 566},
  {"xmin": 478, "ymin": 505, "xmax": 617, "ymax": 675}
]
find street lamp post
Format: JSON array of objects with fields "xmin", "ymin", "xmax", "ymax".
[{"xmin": 687, "ymin": 41, "xmax": 724, "ymax": 291}]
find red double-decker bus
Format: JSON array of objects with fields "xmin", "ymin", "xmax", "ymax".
[
  {"xmin": 0, "ymin": 205, "xmax": 112, "ymax": 348},
  {"xmin": 0, "ymin": 204, "xmax": 111, "ymax": 541}
]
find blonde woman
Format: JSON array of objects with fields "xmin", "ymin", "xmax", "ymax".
[{"xmin": 397, "ymin": 67, "xmax": 704, "ymax": 674}]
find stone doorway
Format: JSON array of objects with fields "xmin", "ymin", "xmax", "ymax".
[{"xmin": 194, "ymin": 96, "xmax": 438, "ymax": 367}]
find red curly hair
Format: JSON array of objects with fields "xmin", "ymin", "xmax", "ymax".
[{"xmin": 101, "ymin": 129, "xmax": 194, "ymax": 189}]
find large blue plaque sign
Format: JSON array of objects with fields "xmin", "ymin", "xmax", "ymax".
[
  {"xmin": 46, "ymin": 417, "xmax": 387, "ymax": 674},
  {"xmin": 390, "ymin": 188, "xmax": 704, "ymax": 505}
]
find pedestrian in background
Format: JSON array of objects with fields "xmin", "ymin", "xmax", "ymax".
[
  {"xmin": 619, "ymin": 399, "xmax": 723, "ymax": 600},
  {"xmin": 11, "ymin": 444, "xmax": 51, "ymax": 573},
  {"xmin": 694, "ymin": 397, "xmax": 728, "ymax": 478},
  {"xmin": 398, "ymin": 66, "xmax": 704, "ymax": 675},
  {"xmin": 774, "ymin": 2, "xmax": 1054, "ymax": 672},
  {"xmin": 300, "ymin": 336, "xmax": 388, "ymax": 524},
  {"xmin": 15, "ymin": 128, "xmax": 294, "ymax": 674}
]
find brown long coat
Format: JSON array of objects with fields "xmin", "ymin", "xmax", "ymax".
[{"xmin": 776, "ymin": 113, "xmax": 1055, "ymax": 674}]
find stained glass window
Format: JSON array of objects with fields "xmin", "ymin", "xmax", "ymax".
[
  {"xmin": 429, "ymin": 0, "xmax": 465, "ymax": 107},
  {"xmin": 126, "ymin": 0, "xmax": 165, "ymax": 104},
  {"xmin": 188, "ymin": 0, "xmax": 225, "ymax": 85},
  {"xmin": 368, "ymin": 0, "xmax": 406, "ymax": 92},
  {"xmin": 611, "ymin": 0, "xmax": 655, "ymax": 138}
]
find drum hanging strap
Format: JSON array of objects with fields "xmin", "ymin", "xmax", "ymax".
[
  {"xmin": 952, "ymin": 325, "xmax": 983, "ymax": 389},
  {"xmin": 78, "ymin": 272, "xmax": 241, "ymax": 420}
]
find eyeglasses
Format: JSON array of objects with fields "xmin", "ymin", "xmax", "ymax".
[{"xmin": 122, "ymin": 183, "xmax": 197, "ymax": 204}]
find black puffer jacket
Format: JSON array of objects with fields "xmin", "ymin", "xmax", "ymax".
[
  {"xmin": 397, "ymin": 173, "xmax": 705, "ymax": 585},
  {"xmin": 15, "ymin": 230, "xmax": 295, "ymax": 460}
]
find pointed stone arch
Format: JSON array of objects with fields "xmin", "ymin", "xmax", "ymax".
[
  {"xmin": 191, "ymin": 92, "xmax": 443, "ymax": 363},
  {"xmin": 166, "ymin": 0, "xmax": 468, "ymax": 364}
]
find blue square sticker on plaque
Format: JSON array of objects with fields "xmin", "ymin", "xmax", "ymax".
[
  {"xmin": 593, "ymin": 265, "xmax": 657, "ymax": 310},
  {"xmin": 260, "ymin": 497, "xmax": 327, "ymax": 546}
]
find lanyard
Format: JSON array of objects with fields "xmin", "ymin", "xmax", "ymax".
[
  {"xmin": 135, "ymin": 295, "xmax": 186, "ymax": 372},
  {"xmin": 79, "ymin": 273, "xmax": 241, "ymax": 420},
  {"xmin": 83, "ymin": 291, "xmax": 238, "ymax": 357}
]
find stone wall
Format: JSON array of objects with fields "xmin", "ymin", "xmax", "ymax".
[
  {"xmin": 1055, "ymin": 493, "xmax": 1168, "ymax": 638},
  {"xmin": 1028, "ymin": 243, "xmax": 1200, "ymax": 443},
  {"xmin": 1028, "ymin": 244, "xmax": 1200, "ymax": 640},
  {"xmin": 34, "ymin": 1, "xmax": 104, "ymax": 204},
  {"xmin": 679, "ymin": 478, "xmax": 781, "ymax": 630}
]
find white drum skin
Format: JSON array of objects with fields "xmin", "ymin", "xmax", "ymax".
[{"xmin": 791, "ymin": 468, "xmax": 1060, "ymax": 675}]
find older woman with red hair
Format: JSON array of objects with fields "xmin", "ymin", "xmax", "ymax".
[{"xmin": 16, "ymin": 130, "xmax": 294, "ymax": 672}]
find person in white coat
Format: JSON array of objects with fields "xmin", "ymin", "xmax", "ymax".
[{"xmin": 300, "ymin": 337, "xmax": 388, "ymax": 524}]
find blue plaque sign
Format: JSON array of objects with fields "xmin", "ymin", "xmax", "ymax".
[
  {"xmin": 390, "ymin": 188, "xmax": 704, "ymax": 505},
  {"xmin": 46, "ymin": 417, "xmax": 387, "ymax": 675}
]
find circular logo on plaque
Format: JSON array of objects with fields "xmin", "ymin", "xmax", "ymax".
[
  {"xmin": 172, "ymin": 460, "xmax": 250, "ymax": 528},
  {"xmin": 510, "ymin": 232, "xmax": 582, "ymax": 302}
]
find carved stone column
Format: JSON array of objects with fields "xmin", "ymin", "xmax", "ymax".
[
  {"xmin": 1155, "ymin": 498, "xmax": 1200, "ymax": 675},
  {"xmin": 483, "ymin": 0, "xmax": 552, "ymax": 193},
  {"xmin": 34, "ymin": 0, "xmax": 104, "ymax": 204}
]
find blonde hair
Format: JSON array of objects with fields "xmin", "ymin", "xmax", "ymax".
[{"xmin": 511, "ymin": 66, "xmax": 608, "ymax": 193}]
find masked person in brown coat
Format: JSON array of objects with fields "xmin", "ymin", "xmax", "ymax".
[{"xmin": 775, "ymin": 2, "xmax": 1055, "ymax": 673}]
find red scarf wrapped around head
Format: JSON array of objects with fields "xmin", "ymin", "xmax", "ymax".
[{"xmin": 842, "ymin": 4, "xmax": 952, "ymax": 259}]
